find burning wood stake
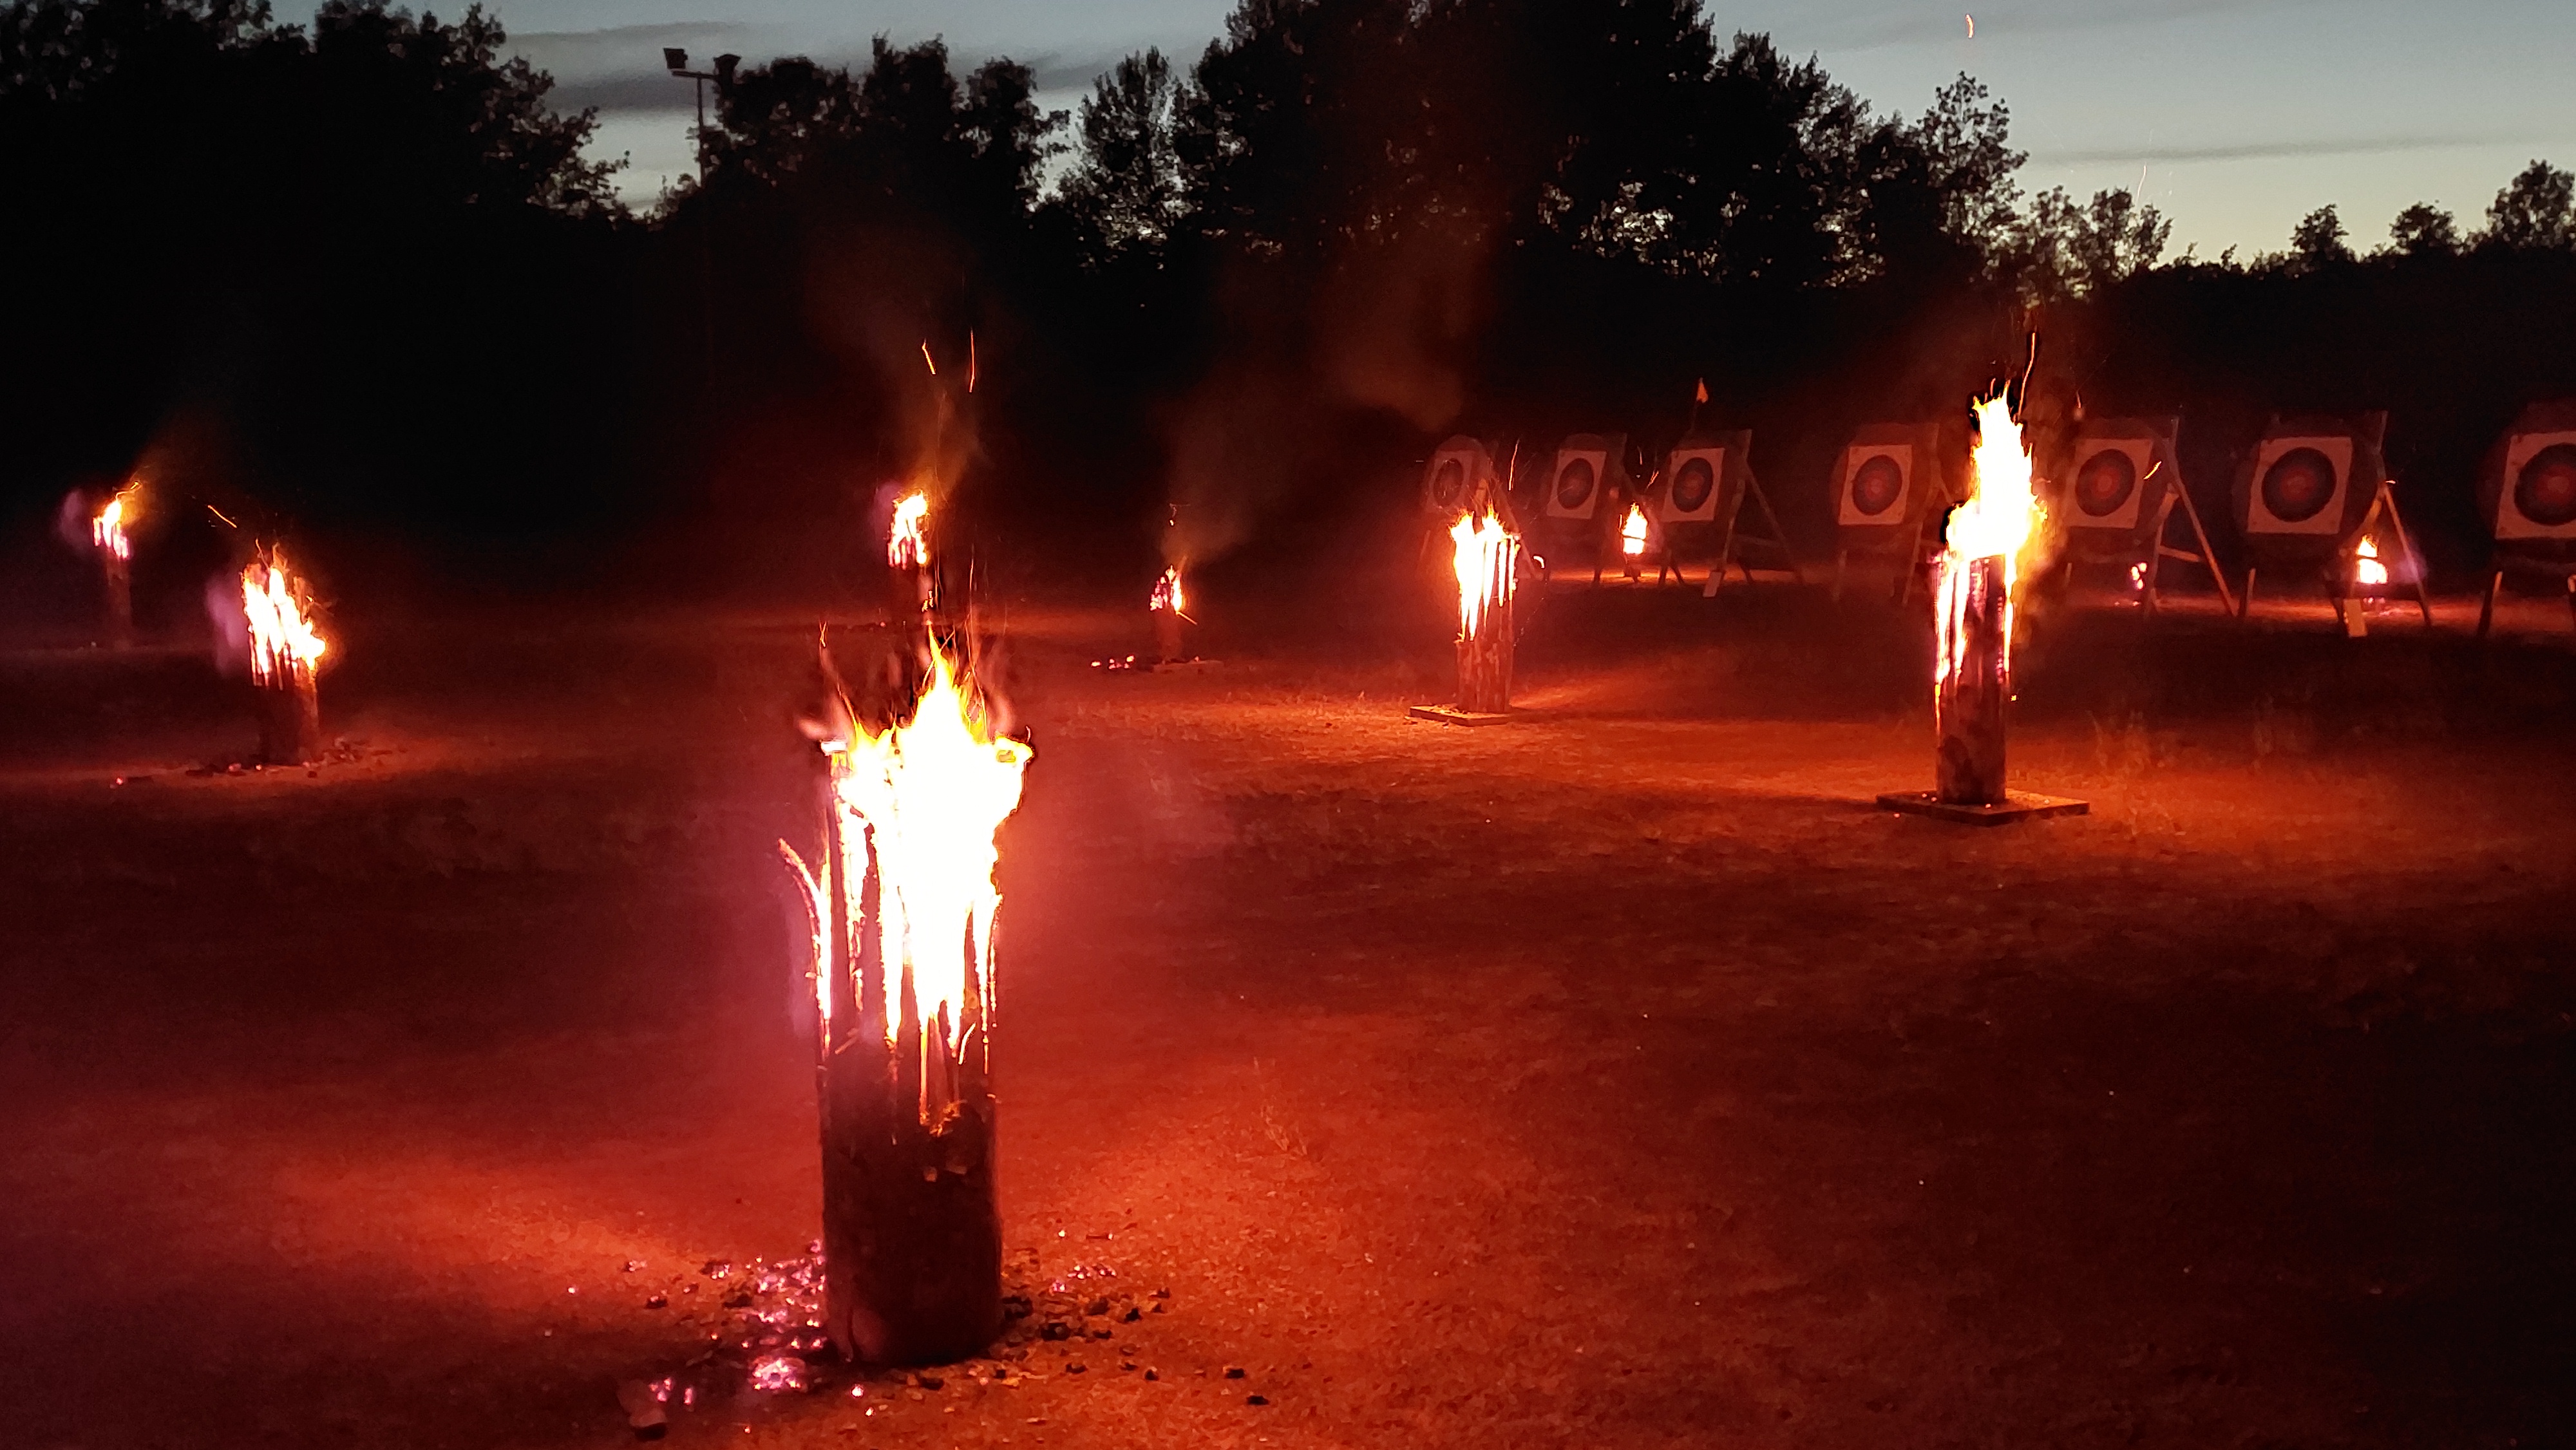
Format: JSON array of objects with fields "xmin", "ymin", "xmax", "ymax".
[
  {"xmin": 242, "ymin": 547, "xmax": 327, "ymax": 765},
  {"xmin": 784, "ymin": 634, "xmax": 1031, "ymax": 1366},
  {"xmin": 1878, "ymin": 393, "xmax": 2085, "ymax": 825},
  {"xmin": 888, "ymin": 491, "xmax": 934, "ymax": 617},
  {"xmin": 1412, "ymin": 508, "xmax": 1518, "ymax": 725},
  {"xmin": 1149, "ymin": 565, "xmax": 1191, "ymax": 663},
  {"xmin": 91, "ymin": 482, "xmax": 138, "ymax": 647}
]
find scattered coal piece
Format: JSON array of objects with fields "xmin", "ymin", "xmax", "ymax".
[
  {"xmin": 1144, "ymin": 1369, "xmax": 1159, "ymax": 1382},
  {"xmin": 1085, "ymin": 1297, "xmax": 1110, "ymax": 1316},
  {"xmin": 1247, "ymin": 1395, "xmax": 1269, "ymax": 1406},
  {"xmin": 1039, "ymin": 1321, "xmax": 1071, "ymax": 1341},
  {"xmin": 1065, "ymin": 1364, "xmax": 1086, "ymax": 1375},
  {"xmin": 1224, "ymin": 1366, "xmax": 1245, "ymax": 1379},
  {"xmin": 645, "ymin": 1295, "xmax": 668, "ymax": 1310},
  {"xmin": 1121, "ymin": 1306, "xmax": 1142, "ymax": 1323}
]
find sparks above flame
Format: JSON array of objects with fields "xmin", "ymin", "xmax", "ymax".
[
  {"xmin": 242, "ymin": 547, "xmax": 327, "ymax": 686},
  {"xmin": 887, "ymin": 492, "xmax": 930, "ymax": 570},
  {"xmin": 1149, "ymin": 565, "xmax": 1188, "ymax": 617},
  {"xmin": 92, "ymin": 482, "xmax": 139, "ymax": 561},
  {"xmin": 2354, "ymin": 535, "xmax": 2387, "ymax": 587},
  {"xmin": 1935, "ymin": 393, "xmax": 2044, "ymax": 688},
  {"xmin": 1451, "ymin": 509, "xmax": 1515, "ymax": 639},
  {"xmin": 823, "ymin": 639, "xmax": 1032, "ymax": 1081}
]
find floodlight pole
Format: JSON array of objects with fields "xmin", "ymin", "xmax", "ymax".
[{"xmin": 665, "ymin": 49, "xmax": 739, "ymax": 392}]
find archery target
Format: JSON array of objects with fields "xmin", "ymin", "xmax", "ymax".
[
  {"xmin": 1656, "ymin": 446, "xmax": 1728, "ymax": 523},
  {"xmin": 1547, "ymin": 441, "xmax": 1613, "ymax": 520},
  {"xmin": 2065, "ymin": 438, "xmax": 2154, "ymax": 531},
  {"xmin": 2499, "ymin": 430, "xmax": 2576, "ymax": 539},
  {"xmin": 1423, "ymin": 437, "xmax": 1490, "ymax": 516},
  {"xmin": 1837, "ymin": 444, "xmax": 1914, "ymax": 527},
  {"xmin": 2246, "ymin": 435, "xmax": 2354, "ymax": 535}
]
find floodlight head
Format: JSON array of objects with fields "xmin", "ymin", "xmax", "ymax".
[
  {"xmin": 663, "ymin": 48, "xmax": 689, "ymax": 73},
  {"xmin": 714, "ymin": 53, "xmax": 740, "ymax": 80}
]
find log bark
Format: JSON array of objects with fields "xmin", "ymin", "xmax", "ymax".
[
  {"xmin": 1935, "ymin": 554, "xmax": 2009, "ymax": 806},
  {"xmin": 1153, "ymin": 609, "xmax": 1187, "ymax": 664},
  {"xmin": 104, "ymin": 554, "xmax": 133, "ymax": 648},
  {"xmin": 1456, "ymin": 583, "xmax": 1514, "ymax": 714},
  {"xmin": 257, "ymin": 668, "xmax": 323, "ymax": 765},
  {"xmin": 813, "ymin": 791, "xmax": 1001, "ymax": 1368}
]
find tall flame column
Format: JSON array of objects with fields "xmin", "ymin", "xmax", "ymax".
[
  {"xmin": 92, "ymin": 488, "xmax": 137, "ymax": 648},
  {"xmin": 243, "ymin": 549, "xmax": 327, "ymax": 765},
  {"xmin": 792, "ymin": 641, "xmax": 1031, "ymax": 1366},
  {"xmin": 1454, "ymin": 513, "xmax": 1517, "ymax": 715}
]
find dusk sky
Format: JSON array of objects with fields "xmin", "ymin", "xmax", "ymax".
[{"xmin": 480, "ymin": 0, "xmax": 2576, "ymax": 255}]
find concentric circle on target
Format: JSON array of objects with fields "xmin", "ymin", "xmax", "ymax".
[
  {"xmin": 2260, "ymin": 447, "xmax": 2338, "ymax": 523},
  {"xmin": 2514, "ymin": 443, "xmax": 2576, "ymax": 529},
  {"xmin": 2074, "ymin": 449, "xmax": 2138, "ymax": 519},
  {"xmin": 1555, "ymin": 457, "xmax": 1597, "ymax": 511},
  {"xmin": 1848, "ymin": 454, "xmax": 1905, "ymax": 519},
  {"xmin": 1670, "ymin": 457, "xmax": 1716, "ymax": 515},
  {"xmin": 1429, "ymin": 458, "xmax": 1466, "ymax": 513}
]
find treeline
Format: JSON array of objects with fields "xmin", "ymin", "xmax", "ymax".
[{"xmin": 6, "ymin": 0, "xmax": 2574, "ymax": 608}]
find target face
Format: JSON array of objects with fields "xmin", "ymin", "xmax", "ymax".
[
  {"xmin": 1671, "ymin": 458, "xmax": 1714, "ymax": 514},
  {"xmin": 1546, "ymin": 446, "xmax": 1614, "ymax": 519},
  {"xmin": 2246, "ymin": 435, "xmax": 2352, "ymax": 534},
  {"xmin": 1428, "ymin": 458, "xmax": 1466, "ymax": 513},
  {"xmin": 2261, "ymin": 449, "xmax": 2337, "ymax": 522},
  {"xmin": 1846, "ymin": 453, "xmax": 1906, "ymax": 522},
  {"xmin": 2076, "ymin": 449, "xmax": 2137, "ymax": 517},
  {"xmin": 1556, "ymin": 457, "xmax": 1597, "ymax": 511},
  {"xmin": 2500, "ymin": 431, "xmax": 2576, "ymax": 538}
]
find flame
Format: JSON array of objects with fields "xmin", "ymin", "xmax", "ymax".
[
  {"xmin": 822, "ymin": 638, "xmax": 1032, "ymax": 1080},
  {"xmin": 92, "ymin": 482, "xmax": 140, "ymax": 561},
  {"xmin": 242, "ymin": 548, "xmax": 327, "ymax": 686},
  {"xmin": 2354, "ymin": 535, "xmax": 2387, "ymax": 587},
  {"xmin": 1934, "ymin": 393, "xmax": 2045, "ymax": 688},
  {"xmin": 1150, "ymin": 565, "xmax": 1188, "ymax": 617},
  {"xmin": 887, "ymin": 492, "xmax": 930, "ymax": 569},
  {"xmin": 1621, "ymin": 505, "xmax": 1649, "ymax": 556},
  {"xmin": 1451, "ymin": 509, "xmax": 1515, "ymax": 639}
]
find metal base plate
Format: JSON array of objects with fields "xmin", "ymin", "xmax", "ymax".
[
  {"xmin": 1408, "ymin": 705, "xmax": 1517, "ymax": 727},
  {"xmin": 1874, "ymin": 790, "xmax": 2090, "ymax": 825}
]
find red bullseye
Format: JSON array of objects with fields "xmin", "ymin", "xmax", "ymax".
[
  {"xmin": 2075, "ymin": 449, "xmax": 2137, "ymax": 518},
  {"xmin": 1669, "ymin": 457, "xmax": 1715, "ymax": 514},
  {"xmin": 1430, "ymin": 458, "xmax": 1466, "ymax": 512},
  {"xmin": 2515, "ymin": 444, "xmax": 2576, "ymax": 528},
  {"xmin": 2260, "ymin": 447, "xmax": 2337, "ymax": 523},
  {"xmin": 1555, "ymin": 457, "xmax": 1596, "ymax": 511},
  {"xmin": 1849, "ymin": 454, "xmax": 1904, "ymax": 518}
]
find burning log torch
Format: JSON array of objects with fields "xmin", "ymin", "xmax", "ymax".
[
  {"xmin": 782, "ymin": 634, "xmax": 1032, "ymax": 1366},
  {"xmin": 1877, "ymin": 391, "xmax": 2085, "ymax": 823},
  {"xmin": 91, "ymin": 481, "xmax": 140, "ymax": 647},
  {"xmin": 1149, "ymin": 565, "xmax": 1191, "ymax": 663},
  {"xmin": 242, "ymin": 546, "xmax": 328, "ymax": 765},
  {"xmin": 1450, "ymin": 508, "xmax": 1518, "ymax": 716},
  {"xmin": 887, "ymin": 491, "xmax": 934, "ymax": 617}
]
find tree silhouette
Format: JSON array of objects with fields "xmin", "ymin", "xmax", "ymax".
[
  {"xmin": 2386, "ymin": 202, "xmax": 2459, "ymax": 257},
  {"xmin": 2288, "ymin": 203, "xmax": 2353, "ymax": 271},
  {"xmin": 1056, "ymin": 48, "xmax": 1184, "ymax": 257},
  {"xmin": 2479, "ymin": 160, "xmax": 2574, "ymax": 250}
]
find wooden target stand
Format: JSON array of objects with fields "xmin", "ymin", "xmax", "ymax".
[
  {"xmin": 2047, "ymin": 420, "xmax": 2236, "ymax": 616},
  {"xmin": 2243, "ymin": 479, "xmax": 2432, "ymax": 636},
  {"xmin": 2474, "ymin": 403, "xmax": 2576, "ymax": 638},
  {"xmin": 1689, "ymin": 471, "xmax": 1803, "ymax": 596},
  {"xmin": 1824, "ymin": 424, "xmax": 1955, "ymax": 606}
]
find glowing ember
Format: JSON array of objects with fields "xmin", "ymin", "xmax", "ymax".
[
  {"xmin": 818, "ymin": 637, "xmax": 1031, "ymax": 1105},
  {"xmin": 1450, "ymin": 509, "xmax": 1515, "ymax": 639},
  {"xmin": 1620, "ymin": 505, "xmax": 1649, "ymax": 556},
  {"xmin": 91, "ymin": 482, "xmax": 138, "ymax": 560},
  {"xmin": 1150, "ymin": 565, "xmax": 1188, "ymax": 617},
  {"xmin": 2354, "ymin": 535, "xmax": 2387, "ymax": 587},
  {"xmin": 888, "ymin": 492, "xmax": 930, "ymax": 569},
  {"xmin": 241, "ymin": 548, "xmax": 327, "ymax": 686},
  {"xmin": 1935, "ymin": 393, "xmax": 2045, "ymax": 689}
]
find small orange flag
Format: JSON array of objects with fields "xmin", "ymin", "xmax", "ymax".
[{"xmin": 1694, "ymin": 378, "xmax": 1709, "ymax": 404}]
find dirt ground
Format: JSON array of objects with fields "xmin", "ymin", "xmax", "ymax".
[{"xmin": 5, "ymin": 582, "xmax": 2575, "ymax": 1449}]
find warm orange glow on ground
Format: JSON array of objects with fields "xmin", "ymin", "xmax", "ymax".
[{"xmin": 242, "ymin": 548, "xmax": 327, "ymax": 686}]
